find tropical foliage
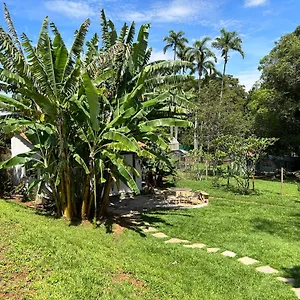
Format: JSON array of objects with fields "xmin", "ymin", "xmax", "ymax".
[
  {"xmin": 249, "ymin": 26, "xmax": 300, "ymax": 154},
  {"xmin": 0, "ymin": 7, "xmax": 192, "ymax": 221},
  {"xmin": 212, "ymin": 28, "xmax": 244, "ymax": 104}
]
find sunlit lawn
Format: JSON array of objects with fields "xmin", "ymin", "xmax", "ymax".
[{"xmin": 0, "ymin": 177, "xmax": 299, "ymax": 299}]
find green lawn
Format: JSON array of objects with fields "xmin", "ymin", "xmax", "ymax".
[{"xmin": 0, "ymin": 177, "xmax": 299, "ymax": 299}]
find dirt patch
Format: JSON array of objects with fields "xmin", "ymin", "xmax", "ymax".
[
  {"xmin": 5, "ymin": 195, "xmax": 35, "ymax": 209},
  {"xmin": 112, "ymin": 271, "xmax": 146, "ymax": 289},
  {"xmin": 0, "ymin": 245, "xmax": 35, "ymax": 299},
  {"xmin": 113, "ymin": 224, "xmax": 125, "ymax": 238}
]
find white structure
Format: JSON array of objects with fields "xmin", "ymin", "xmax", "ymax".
[
  {"xmin": 110, "ymin": 153, "xmax": 143, "ymax": 195},
  {"xmin": 11, "ymin": 135, "xmax": 143, "ymax": 194},
  {"xmin": 169, "ymin": 137, "xmax": 179, "ymax": 151},
  {"xmin": 11, "ymin": 134, "xmax": 33, "ymax": 185}
]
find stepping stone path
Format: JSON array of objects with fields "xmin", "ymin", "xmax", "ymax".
[
  {"xmin": 256, "ymin": 266, "xmax": 279, "ymax": 274},
  {"xmin": 292, "ymin": 288, "xmax": 300, "ymax": 299},
  {"xmin": 207, "ymin": 248, "xmax": 219, "ymax": 253},
  {"xmin": 165, "ymin": 238, "xmax": 190, "ymax": 244},
  {"xmin": 221, "ymin": 250, "xmax": 236, "ymax": 258},
  {"xmin": 142, "ymin": 227, "xmax": 157, "ymax": 233},
  {"xmin": 142, "ymin": 224, "xmax": 298, "ymax": 298},
  {"xmin": 238, "ymin": 256, "xmax": 259, "ymax": 265},
  {"xmin": 276, "ymin": 277, "xmax": 295, "ymax": 285},
  {"xmin": 152, "ymin": 232, "xmax": 168, "ymax": 238},
  {"xmin": 183, "ymin": 243, "xmax": 206, "ymax": 248}
]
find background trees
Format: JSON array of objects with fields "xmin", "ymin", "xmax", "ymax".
[{"xmin": 249, "ymin": 26, "xmax": 300, "ymax": 155}]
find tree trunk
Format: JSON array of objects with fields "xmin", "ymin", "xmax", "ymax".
[
  {"xmin": 81, "ymin": 174, "xmax": 91, "ymax": 220},
  {"xmin": 220, "ymin": 56, "xmax": 227, "ymax": 106},
  {"xmin": 194, "ymin": 117, "xmax": 198, "ymax": 150},
  {"xmin": 63, "ymin": 163, "xmax": 73, "ymax": 220},
  {"xmin": 99, "ymin": 174, "xmax": 113, "ymax": 217},
  {"xmin": 217, "ymin": 56, "xmax": 228, "ymax": 136},
  {"xmin": 173, "ymin": 46, "xmax": 178, "ymax": 141},
  {"xmin": 194, "ymin": 69, "xmax": 202, "ymax": 151}
]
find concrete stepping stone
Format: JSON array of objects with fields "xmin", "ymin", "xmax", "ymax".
[
  {"xmin": 256, "ymin": 266, "xmax": 279, "ymax": 274},
  {"xmin": 207, "ymin": 248, "xmax": 220, "ymax": 253},
  {"xmin": 142, "ymin": 227, "xmax": 157, "ymax": 233},
  {"xmin": 152, "ymin": 232, "xmax": 168, "ymax": 238},
  {"xmin": 276, "ymin": 277, "xmax": 295, "ymax": 285},
  {"xmin": 183, "ymin": 243, "xmax": 206, "ymax": 248},
  {"xmin": 238, "ymin": 256, "xmax": 259, "ymax": 265},
  {"xmin": 165, "ymin": 238, "xmax": 190, "ymax": 244},
  {"xmin": 221, "ymin": 250, "xmax": 236, "ymax": 258},
  {"xmin": 292, "ymin": 288, "xmax": 300, "ymax": 299}
]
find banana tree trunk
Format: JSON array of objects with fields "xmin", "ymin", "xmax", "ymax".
[
  {"xmin": 81, "ymin": 174, "xmax": 91, "ymax": 220},
  {"xmin": 63, "ymin": 163, "xmax": 73, "ymax": 220},
  {"xmin": 99, "ymin": 174, "xmax": 113, "ymax": 218}
]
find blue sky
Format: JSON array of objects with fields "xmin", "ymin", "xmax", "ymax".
[{"xmin": 2, "ymin": 0, "xmax": 299, "ymax": 90}]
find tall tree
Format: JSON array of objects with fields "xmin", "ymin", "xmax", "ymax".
[
  {"xmin": 163, "ymin": 30, "xmax": 188, "ymax": 61},
  {"xmin": 189, "ymin": 37, "xmax": 217, "ymax": 90},
  {"xmin": 212, "ymin": 28, "xmax": 244, "ymax": 104},
  {"xmin": 176, "ymin": 44, "xmax": 192, "ymax": 74},
  {"xmin": 248, "ymin": 26, "xmax": 300, "ymax": 154},
  {"xmin": 163, "ymin": 30, "xmax": 188, "ymax": 141},
  {"xmin": 188, "ymin": 37, "xmax": 217, "ymax": 150}
]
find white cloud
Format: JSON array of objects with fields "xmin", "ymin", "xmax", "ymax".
[
  {"xmin": 44, "ymin": 0, "xmax": 97, "ymax": 19},
  {"xmin": 244, "ymin": 0, "xmax": 268, "ymax": 7},
  {"xmin": 119, "ymin": 0, "xmax": 213, "ymax": 23},
  {"xmin": 150, "ymin": 49, "xmax": 173, "ymax": 62},
  {"xmin": 234, "ymin": 69, "xmax": 261, "ymax": 91},
  {"xmin": 218, "ymin": 19, "xmax": 241, "ymax": 29}
]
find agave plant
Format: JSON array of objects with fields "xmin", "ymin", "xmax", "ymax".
[{"xmin": 0, "ymin": 6, "xmax": 193, "ymax": 221}]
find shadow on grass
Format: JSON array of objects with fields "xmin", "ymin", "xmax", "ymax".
[
  {"xmin": 104, "ymin": 211, "xmax": 176, "ymax": 237},
  {"xmin": 251, "ymin": 217, "xmax": 300, "ymax": 241},
  {"xmin": 283, "ymin": 266, "xmax": 300, "ymax": 288}
]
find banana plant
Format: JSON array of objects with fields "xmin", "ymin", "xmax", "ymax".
[{"xmin": 0, "ymin": 6, "xmax": 193, "ymax": 221}]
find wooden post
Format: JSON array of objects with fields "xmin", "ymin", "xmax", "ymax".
[
  {"xmin": 281, "ymin": 167, "xmax": 284, "ymax": 195},
  {"xmin": 227, "ymin": 165, "xmax": 230, "ymax": 187},
  {"xmin": 205, "ymin": 160, "xmax": 208, "ymax": 181}
]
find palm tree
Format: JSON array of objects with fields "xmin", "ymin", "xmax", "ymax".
[
  {"xmin": 188, "ymin": 37, "xmax": 217, "ymax": 151},
  {"xmin": 189, "ymin": 37, "xmax": 217, "ymax": 91},
  {"xmin": 163, "ymin": 30, "xmax": 188, "ymax": 61},
  {"xmin": 176, "ymin": 44, "xmax": 192, "ymax": 74},
  {"xmin": 212, "ymin": 28, "xmax": 244, "ymax": 103},
  {"xmin": 163, "ymin": 30, "xmax": 188, "ymax": 140}
]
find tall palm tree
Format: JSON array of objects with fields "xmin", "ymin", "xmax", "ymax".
[
  {"xmin": 189, "ymin": 37, "xmax": 217, "ymax": 91},
  {"xmin": 163, "ymin": 30, "xmax": 188, "ymax": 140},
  {"xmin": 176, "ymin": 44, "xmax": 192, "ymax": 74},
  {"xmin": 188, "ymin": 37, "xmax": 217, "ymax": 151},
  {"xmin": 163, "ymin": 30, "xmax": 188, "ymax": 61},
  {"xmin": 212, "ymin": 28, "xmax": 244, "ymax": 103}
]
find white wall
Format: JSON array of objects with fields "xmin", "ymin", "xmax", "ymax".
[
  {"xmin": 111, "ymin": 153, "xmax": 143, "ymax": 195},
  {"xmin": 11, "ymin": 135, "xmax": 143, "ymax": 194},
  {"xmin": 11, "ymin": 135, "xmax": 33, "ymax": 185}
]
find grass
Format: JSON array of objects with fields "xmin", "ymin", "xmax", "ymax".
[
  {"xmin": 0, "ymin": 177, "xmax": 299, "ymax": 299},
  {"xmin": 146, "ymin": 177, "xmax": 300, "ymax": 283}
]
